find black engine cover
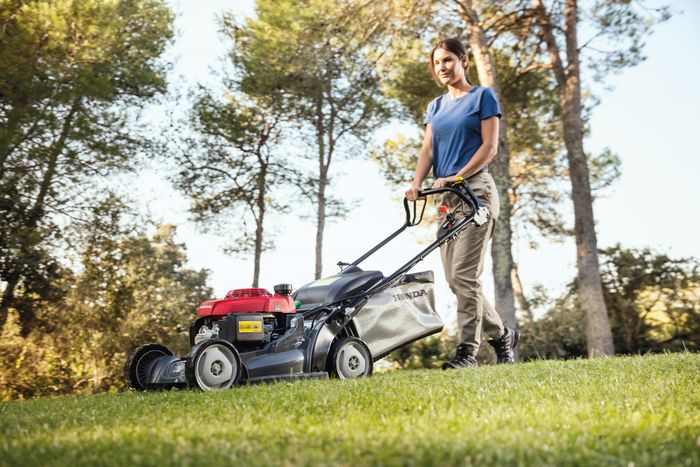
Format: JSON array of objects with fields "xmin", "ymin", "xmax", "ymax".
[
  {"xmin": 217, "ymin": 314, "xmax": 265, "ymax": 343},
  {"xmin": 293, "ymin": 266, "xmax": 383, "ymax": 308}
]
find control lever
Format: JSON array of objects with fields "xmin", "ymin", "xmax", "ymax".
[{"xmin": 438, "ymin": 204, "xmax": 456, "ymax": 229}]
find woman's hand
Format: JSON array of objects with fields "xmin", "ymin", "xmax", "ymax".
[
  {"xmin": 432, "ymin": 175, "xmax": 459, "ymax": 189},
  {"xmin": 405, "ymin": 183, "xmax": 422, "ymax": 201}
]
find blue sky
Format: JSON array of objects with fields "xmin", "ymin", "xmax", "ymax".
[{"xmin": 141, "ymin": 0, "xmax": 699, "ymax": 322}]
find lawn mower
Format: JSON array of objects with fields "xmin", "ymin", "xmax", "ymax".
[{"xmin": 125, "ymin": 180, "xmax": 489, "ymax": 391}]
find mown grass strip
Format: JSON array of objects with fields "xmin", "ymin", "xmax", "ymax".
[{"xmin": 1, "ymin": 353, "xmax": 699, "ymax": 466}]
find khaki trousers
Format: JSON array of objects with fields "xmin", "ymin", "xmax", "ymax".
[{"xmin": 437, "ymin": 171, "xmax": 504, "ymax": 355}]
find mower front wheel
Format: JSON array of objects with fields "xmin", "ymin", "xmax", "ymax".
[
  {"xmin": 125, "ymin": 343, "xmax": 173, "ymax": 390},
  {"xmin": 186, "ymin": 339, "xmax": 242, "ymax": 391},
  {"xmin": 329, "ymin": 337, "xmax": 373, "ymax": 379}
]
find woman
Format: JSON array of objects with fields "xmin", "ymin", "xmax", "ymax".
[{"xmin": 405, "ymin": 38, "xmax": 518, "ymax": 368}]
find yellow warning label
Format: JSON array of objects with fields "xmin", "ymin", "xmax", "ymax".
[{"xmin": 238, "ymin": 321, "xmax": 262, "ymax": 333}]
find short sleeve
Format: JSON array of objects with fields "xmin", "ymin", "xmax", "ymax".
[
  {"xmin": 423, "ymin": 99, "xmax": 436, "ymax": 125},
  {"xmin": 479, "ymin": 87, "xmax": 502, "ymax": 120}
]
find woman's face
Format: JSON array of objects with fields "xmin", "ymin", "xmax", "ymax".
[{"xmin": 432, "ymin": 47, "xmax": 466, "ymax": 87}]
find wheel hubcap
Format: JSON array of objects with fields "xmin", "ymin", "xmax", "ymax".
[
  {"xmin": 195, "ymin": 344, "xmax": 237, "ymax": 391},
  {"xmin": 337, "ymin": 342, "xmax": 368, "ymax": 379}
]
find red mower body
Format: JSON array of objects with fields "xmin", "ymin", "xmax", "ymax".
[{"xmin": 197, "ymin": 288, "xmax": 296, "ymax": 317}]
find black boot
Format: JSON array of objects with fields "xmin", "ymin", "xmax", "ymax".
[
  {"xmin": 442, "ymin": 344, "xmax": 478, "ymax": 369},
  {"xmin": 488, "ymin": 327, "xmax": 520, "ymax": 363}
]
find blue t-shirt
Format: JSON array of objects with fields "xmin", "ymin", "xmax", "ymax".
[{"xmin": 423, "ymin": 86, "xmax": 501, "ymax": 178}]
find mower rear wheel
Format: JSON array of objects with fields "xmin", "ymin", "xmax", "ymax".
[
  {"xmin": 330, "ymin": 337, "xmax": 373, "ymax": 379},
  {"xmin": 125, "ymin": 343, "xmax": 173, "ymax": 390},
  {"xmin": 186, "ymin": 339, "xmax": 242, "ymax": 391}
]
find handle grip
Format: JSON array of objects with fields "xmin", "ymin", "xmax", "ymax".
[{"xmin": 417, "ymin": 179, "xmax": 482, "ymax": 210}]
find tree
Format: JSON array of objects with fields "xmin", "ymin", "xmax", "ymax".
[
  {"xmin": 600, "ymin": 245, "xmax": 700, "ymax": 354},
  {"xmin": 0, "ymin": 0, "xmax": 174, "ymax": 333},
  {"xmin": 531, "ymin": 0, "xmax": 669, "ymax": 356},
  {"xmin": 517, "ymin": 290, "xmax": 588, "ymax": 360},
  {"xmin": 519, "ymin": 246, "xmax": 699, "ymax": 360},
  {"xmin": 0, "ymin": 196, "xmax": 212, "ymax": 399},
  {"xmin": 174, "ymin": 87, "xmax": 293, "ymax": 287},
  {"xmin": 225, "ymin": 0, "xmax": 388, "ymax": 278},
  {"xmin": 454, "ymin": 0, "xmax": 520, "ymax": 331}
]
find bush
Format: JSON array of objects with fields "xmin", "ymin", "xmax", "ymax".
[{"xmin": 0, "ymin": 225, "xmax": 211, "ymax": 400}]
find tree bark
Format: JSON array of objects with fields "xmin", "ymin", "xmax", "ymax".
[
  {"xmin": 0, "ymin": 276, "xmax": 18, "ymax": 331},
  {"xmin": 27, "ymin": 99, "xmax": 80, "ymax": 228},
  {"xmin": 314, "ymin": 95, "xmax": 327, "ymax": 279},
  {"xmin": 252, "ymin": 168, "xmax": 267, "ymax": 288},
  {"xmin": 511, "ymin": 261, "xmax": 532, "ymax": 323},
  {"xmin": 458, "ymin": 0, "xmax": 517, "ymax": 330},
  {"xmin": 315, "ymin": 182, "xmax": 326, "ymax": 280},
  {"xmin": 533, "ymin": 0, "xmax": 614, "ymax": 357}
]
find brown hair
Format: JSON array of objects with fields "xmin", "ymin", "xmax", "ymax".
[{"xmin": 429, "ymin": 38, "xmax": 472, "ymax": 86}]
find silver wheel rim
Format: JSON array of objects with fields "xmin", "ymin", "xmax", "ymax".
[
  {"xmin": 336, "ymin": 342, "xmax": 369, "ymax": 379},
  {"xmin": 194, "ymin": 344, "xmax": 237, "ymax": 391}
]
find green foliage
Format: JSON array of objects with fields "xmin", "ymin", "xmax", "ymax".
[
  {"xmin": 0, "ymin": 0, "xmax": 174, "ymax": 332},
  {"xmin": 229, "ymin": 0, "xmax": 387, "ymax": 121},
  {"xmin": 1, "ymin": 354, "xmax": 698, "ymax": 465},
  {"xmin": 225, "ymin": 0, "xmax": 389, "ymax": 219},
  {"xmin": 387, "ymin": 333, "xmax": 456, "ymax": 369},
  {"xmin": 589, "ymin": 147, "xmax": 622, "ymax": 195},
  {"xmin": 600, "ymin": 245, "xmax": 700, "ymax": 354},
  {"xmin": 0, "ymin": 200, "xmax": 211, "ymax": 400},
  {"xmin": 371, "ymin": 2, "xmax": 626, "ymax": 245},
  {"xmin": 380, "ymin": 37, "xmax": 445, "ymax": 126},
  {"xmin": 519, "ymin": 246, "xmax": 700, "ymax": 360},
  {"xmin": 173, "ymin": 85, "xmax": 291, "ymax": 284},
  {"xmin": 518, "ymin": 292, "xmax": 589, "ymax": 360},
  {"xmin": 585, "ymin": 0, "xmax": 672, "ymax": 81},
  {"xmin": 369, "ymin": 133, "xmax": 428, "ymax": 187}
]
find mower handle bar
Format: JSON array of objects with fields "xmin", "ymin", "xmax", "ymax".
[
  {"xmin": 302, "ymin": 180, "xmax": 489, "ymax": 322},
  {"xmin": 303, "ymin": 180, "xmax": 487, "ymax": 320},
  {"xmin": 348, "ymin": 180, "xmax": 482, "ymax": 270}
]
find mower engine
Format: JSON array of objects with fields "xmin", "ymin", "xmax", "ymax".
[{"xmin": 190, "ymin": 284, "xmax": 296, "ymax": 351}]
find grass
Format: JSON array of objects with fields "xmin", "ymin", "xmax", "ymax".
[{"xmin": 1, "ymin": 353, "xmax": 699, "ymax": 467}]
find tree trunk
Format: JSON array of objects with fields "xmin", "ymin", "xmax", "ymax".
[
  {"xmin": 315, "ymin": 177, "xmax": 327, "ymax": 280},
  {"xmin": 511, "ymin": 262, "xmax": 532, "ymax": 323},
  {"xmin": 252, "ymin": 218, "xmax": 263, "ymax": 288},
  {"xmin": 459, "ymin": 0, "xmax": 517, "ymax": 330},
  {"xmin": 0, "ymin": 276, "xmax": 18, "ymax": 331},
  {"xmin": 252, "ymin": 170, "xmax": 267, "ymax": 288},
  {"xmin": 533, "ymin": 0, "xmax": 614, "ymax": 357},
  {"xmin": 27, "ymin": 99, "xmax": 80, "ymax": 228},
  {"xmin": 0, "ymin": 111, "xmax": 22, "ymax": 180},
  {"xmin": 314, "ymin": 96, "xmax": 327, "ymax": 279},
  {"xmin": 561, "ymin": 104, "xmax": 614, "ymax": 356}
]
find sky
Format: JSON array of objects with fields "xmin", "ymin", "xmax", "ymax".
[{"xmin": 136, "ymin": 0, "xmax": 700, "ymax": 326}]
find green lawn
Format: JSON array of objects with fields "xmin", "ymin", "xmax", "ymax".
[{"xmin": 1, "ymin": 353, "xmax": 698, "ymax": 466}]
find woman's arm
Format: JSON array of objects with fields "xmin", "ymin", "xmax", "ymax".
[
  {"xmin": 432, "ymin": 116, "xmax": 500, "ymax": 188},
  {"xmin": 405, "ymin": 123, "xmax": 433, "ymax": 201}
]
